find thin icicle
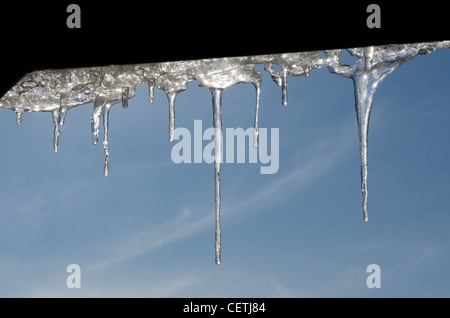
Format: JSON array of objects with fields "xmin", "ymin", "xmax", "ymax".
[
  {"xmin": 253, "ymin": 81, "xmax": 261, "ymax": 148},
  {"xmin": 51, "ymin": 109, "xmax": 61, "ymax": 152},
  {"xmin": 103, "ymin": 102, "xmax": 115, "ymax": 177},
  {"xmin": 167, "ymin": 92, "xmax": 177, "ymax": 142},
  {"xmin": 148, "ymin": 79, "xmax": 155, "ymax": 103},
  {"xmin": 211, "ymin": 88, "xmax": 223, "ymax": 265},
  {"xmin": 15, "ymin": 108, "xmax": 24, "ymax": 125},
  {"xmin": 91, "ymin": 95, "xmax": 107, "ymax": 145},
  {"xmin": 281, "ymin": 67, "xmax": 288, "ymax": 106},
  {"xmin": 59, "ymin": 92, "xmax": 69, "ymax": 126},
  {"xmin": 122, "ymin": 86, "xmax": 130, "ymax": 109}
]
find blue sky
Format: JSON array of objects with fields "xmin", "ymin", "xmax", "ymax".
[{"xmin": 0, "ymin": 48, "xmax": 449, "ymax": 297}]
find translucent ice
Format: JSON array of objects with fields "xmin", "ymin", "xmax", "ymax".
[
  {"xmin": 211, "ymin": 88, "xmax": 223, "ymax": 265},
  {"xmin": 91, "ymin": 95, "xmax": 107, "ymax": 146},
  {"xmin": 0, "ymin": 41, "xmax": 448, "ymax": 263},
  {"xmin": 328, "ymin": 41, "xmax": 450, "ymax": 221},
  {"xmin": 51, "ymin": 109, "xmax": 61, "ymax": 152}
]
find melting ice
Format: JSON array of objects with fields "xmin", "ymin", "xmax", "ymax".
[{"xmin": 0, "ymin": 41, "xmax": 449, "ymax": 263}]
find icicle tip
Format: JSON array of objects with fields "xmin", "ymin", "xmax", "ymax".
[{"xmin": 363, "ymin": 210, "xmax": 369, "ymax": 223}]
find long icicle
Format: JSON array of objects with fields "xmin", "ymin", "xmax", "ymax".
[
  {"xmin": 211, "ymin": 88, "xmax": 223, "ymax": 265},
  {"xmin": 102, "ymin": 102, "xmax": 115, "ymax": 177},
  {"xmin": 352, "ymin": 71, "xmax": 374, "ymax": 223},
  {"xmin": 351, "ymin": 47, "xmax": 403, "ymax": 222},
  {"xmin": 253, "ymin": 80, "xmax": 261, "ymax": 148},
  {"xmin": 281, "ymin": 67, "xmax": 288, "ymax": 106}
]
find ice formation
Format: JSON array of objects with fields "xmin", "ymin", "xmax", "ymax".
[
  {"xmin": 327, "ymin": 42, "xmax": 450, "ymax": 222},
  {"xmin": 0, "ymin": 41, "xmax": 448, "ymax": 264}
]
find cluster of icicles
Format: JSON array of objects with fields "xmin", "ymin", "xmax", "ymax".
[{"xmin": 1, "ymin": 41, "xmax": 449, "ymax": 264}]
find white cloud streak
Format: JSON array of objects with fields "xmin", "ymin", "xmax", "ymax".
[{"xmin": 86, "ymin": 122, "xmax": 355, "ymax": 273}]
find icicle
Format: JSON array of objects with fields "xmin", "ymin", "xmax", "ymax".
[
  {"xmin": 253, "ymin": 81, "xmax": 261, "ymax": 148},
  {"xmin": 92, "ymin": 97, "xmax": 116, "ymax": 176},
  {"xmin": 59, "ymin": 92, "xmax": 69, "ymax": 126},
  {"xmin": 264, "ymin": 63, "xmax": 288, "ymax": 106},
  {"xmin": 211, "ymin": 88, "xmax": 223, "ymax": 265},
  {"xmin": 103, "ymin": 102, "xmax": 115, "ymax": 177},
  {"xmin": 91, "ymin": 95, "xmax": 107, "ymax": 145},
  {"xmin": 166, "ymin": 92, "xmax": 177, "ymax": 142},
  {"xmin": 51, "ymin": 109, "xmax": 61, "ymax": 152},
  {"xmin": 328, "ymin": 45, "xmax": 420, "ymax": 222},
  {"xmin": 327, "ymin": 46, "xmax": 408, "ymax": 222},
  {"xmin": 122, "ymin": 86, "xmax": 130, "ymax": 109},
  {"xmin": 1, "ymin": 41, "xmax": 448, "ymax": 235},
  {"xmin": 356, "ymin": 47, "xmax": 375, "ymax": 221},
  {"xmin": 148, "ymin": 79, "xmax": 155, "ymax": 103},
  {"xmin": 281, "ymin": 67, "xmax": 288, "ymax": 106},
  {"xmin": 353, "ymin": 72, "xmax": 373, "ymax": 223},
  {"xmin": 15, "ymin": 108, "xmax": 24, "ymax": 125},
  {"xmin": 352, "ymin": 62, "xmax": 400, "ymax": 222}
]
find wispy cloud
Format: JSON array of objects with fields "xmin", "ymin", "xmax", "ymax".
[
  {"xmin": 225, "ymin": 124, "xmax": 355, "ymax": 216},
  {"xmin": 25, "ymin": 268, "xmax": 205, "ymax": 297},
  {"xmin": 85, "ymin": 121, "xmax": 355, "ymax": 273},
  {"xmin": 86, "ymin": 207, "xmax": 212, "ymax": 272},
  {"xmin": 0, "ymin": 118, "xmax": 358, "ymax": 297}
]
